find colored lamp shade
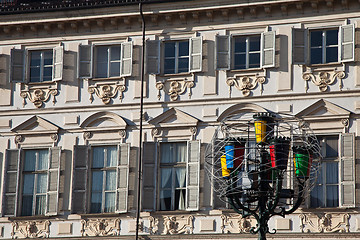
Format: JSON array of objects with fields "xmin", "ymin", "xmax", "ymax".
[
  {"xmin": 269, "ymin": 137, "xmax": 290, "ymax": 171},
  {"xmin": 224, "ymin": 138, "xmax": 245, "ymax": 170},
  {"xmin": 253, "ymin": 113, "xmax": 275, "ymax": 144},
  {"xmin": 293, "ymin": 146, "xmax": 312, "ymax": 178},
  {"xmin": 221, "ymin": 154, "xmax": 230, "ymax": 179}
]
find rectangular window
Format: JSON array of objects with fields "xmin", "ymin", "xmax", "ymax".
[
  {"xmin": 29, "ymin": 50, "xmax": 53, "ymax": 82},
  {"xmin": 233, "ymin": 36, "xmax": 261, "ymax": 70},
  {"xmin": 310, "ymin": 136, "xmax": 339, "ymax": 208},
  {"xmin": 94, "ymin": 45, "xmax": 121, "ymax": 78},
  {"xmin": 90, "ymin": 146, "xmax": 118, "ymax": 213},
  {"xmin": 21, "ymin": 149, "xmax": 49, "ymax": 216},
  {"xmin": 310, "ymin": 29, "xmax": 339, "ymax": 64},
  {"xmin": 164, "ymin": 40, "xmax": 189, "ymax": 74},
  {"xmin": 159, "ymin": 142, "xmax": 187, "ymax": 210}
]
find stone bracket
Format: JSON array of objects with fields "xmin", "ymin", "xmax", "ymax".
[
  {"xmin": 302, "ymin": 71, "xmax": 345, "ymax": 92},
  {"xmin": 88, "ymin": 80, "xmax": 126, "ymax": 104},
  {"xmin": 156, "ymin": 76, "xmax": 195, "ymax": 101},
  {"xmin": 20, "ymin": 82, "xmax": 58, "ymax": 108},
  {"xmin": 226, "ymin": 75, "xmax": 266, "ymax": 97}
]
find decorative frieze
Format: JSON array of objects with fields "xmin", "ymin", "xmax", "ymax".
[
  {"xmin": 221, "ymin": 214, "xmax": 255, "ymax": 234},
  {"xmin": 299, "ymin": 213, "xmax": 350, "ymax": 233},
  {"xmin": 302, "ymin": 71, "xmax": 345, "ymax": 92},
  {"xmin": 226, "ymin": 75, "xmax": 266, "ymax": 97},
  {"xmin": 20, "ymin": 85, "xmax": 58, "ymax": 108},
  {"xmin": 88, "ymin": 81, "xmax": 126, "ymax": 104},
  {"xmin": 163, "ymin": 215, "xmax": 194, "ymax": 235},
  {"xmin": 156, "ymin": 77, "xmax": 195, "ymax": 101},
  {"xmin": 80, "ymin": 218, "xmax": 121, "ymax": 237},
  {"xmin": 11, "ymin": 220, "xmax": 50, "ymax": 239}
]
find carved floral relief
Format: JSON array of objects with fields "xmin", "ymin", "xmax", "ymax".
[
  {"xmin": 226, "ymin": 75, "xmax": 266, "ymax": 97},
  {"xmin": 299, "ymin": 213, "xmax": 350, "ymax": 233},
  {"xmin": 11, "ymin": 220, "xmax": 50, "ymax": 239},
  {"xmin": 80, "ymin": 218, "xmax": 121, "ymax": 237},
  {"xmin": 302, "ymin": 71, "xmax": 345, "ymax": 92},
  {"xmin": 163, "ymin": 215, "xmax": 194, "ymax": 234},
  {"xmin": 20, "ymin": 88, "xmax": 58, "ymax": 108},
  {"xmin": 156, "ymin": 77, "xmax": 194, "ymax": 101},
  {"xmin": 88, "ymin": 82, "xmax": 126, "ymax": 104},
  {"xmin": 221, "ymin": 214, "xmax": 255, "ymax": 233}
]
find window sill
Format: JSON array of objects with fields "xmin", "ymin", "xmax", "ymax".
[
  {"xmin": 9, "ymin": 214, "xmax": 56, "ymax": 221},
  {"xmin": 79, "ymin": 212, "xmax": 128, "ymax": 218},
  {"xmin": 303, "ymin": 62, "xmax": 344, "ymax": 72},
  {"xmin": 87, "ymin": 76, "xmax": 125, "ymax": 81},
  {"xmin": 159, "ymin": 72, "xmax": 193, "ymax": 78}
]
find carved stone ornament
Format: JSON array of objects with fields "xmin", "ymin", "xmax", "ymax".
[
  {"xmin": 156, "ymin": 77, "xmax": 195, "ymax": 101},
  {"xmin": 83, "ymin": 131, "xmax": 93, "ymax": 140},
  {"xmin": 302, "ymin": 71, "xmax": 345, "ymax": 92},
  {"xmin": 119, "ymin": 130, "xmax": 126, "ymax": 139},
  {"xmin": 163, "ymin": 215, "xmax": 194, "ymax": 235},
  {"xmin": 221, "ymin": 214, "xmax": 255, "ymax": 234},
  {"xmin": 80, "ymin": 218, "xmax": 121, "ymax": 237},
  {"xmin": 149, "ymin": 216, "xmax": 159, "ymax": 235},
  {"xmin": 15, "ymin": 135, "xmax": 24, "ymax": 144},
  {"xmin": 11, "ymin": 220, "xmax": 50, "ymax": 238},
  {"xmin": 151, "ymin": 128, "xmax": 162, "ymax": 138},
  {"xmin": 190, "ymin": 127, "xmax": 197, "ymax": 137},
  {"xmin": 20, "ymin": 88, "xmax": 58, "ymax": 108},
  {"xmin": 299, "ymin": 213, "xmax": 350, "ymax": 233},
  {"xmin": 226, "ymin": 75, "xmax": 266, "ymax": 97},
  {"xmin": 50, "ymin": 133, "xmax": 58, "ymax": 142},
  {"xmin": 88, "ymin": 81, "xmax": 126, "ymax": 104}
]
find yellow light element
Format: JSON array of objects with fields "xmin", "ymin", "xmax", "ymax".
[
  {"xmin": 254, "ymin": 120, "xmax": 267, "ymax": 144},
  {"xmin": 221, "ymin": 154, "xmax": 230, "ymax": 178}
]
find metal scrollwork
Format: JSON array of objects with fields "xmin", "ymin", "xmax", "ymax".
[
  {"xmin": 303, "ymin": 71, "xmax": 345, "ymax": 92},
  {"xmin": 156, "ymin": 78, "xmax": 195, "ymax": 101},
  {"xmin": 20, "ymin": 88, "xmax": 58, "ymax": 108},
  {"xmin": 88, "ymin": 82, "xmax": 126, "ymax": 104},
  {"xmin": 226, "ymin": 75, "xmax": 266, "ymax": 97}
]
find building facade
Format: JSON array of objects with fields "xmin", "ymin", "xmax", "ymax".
[{"xmin": 0, "ymin": 0, "xmax": 359, "ymax": 239}]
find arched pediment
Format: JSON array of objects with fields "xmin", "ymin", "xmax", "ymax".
[
  {"xmin": 80, "ymin": 112, "xmax": 127, "ymax": 131},
  {"xmin": 149, "ymin": 108, "xmax": 199, "ymax": 128},
  {"xmin": 12, "ymin": 116, "xmax": 60, "ymax": 134},
  {"xmin": 217, "ymin": 103, "xmax": 267, "ymax": 122}
]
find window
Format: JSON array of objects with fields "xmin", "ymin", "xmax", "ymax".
[
  {"xmin": 3, "ymin": 147, "xmax": 61, "ymax": 217},
  {"xmin": 10, "ymin": 46, "xmax": 63, "ymax": 83},
  {"xmin": 216, "ymin": 31, "xmax": 275, "ymax": 70},
  {"xmin": 78, "ymin": 42, "xmax": 133, "ymax": 79},
  {"xmin": 146, "ymin": 37, "xmax": 202, "ymax": 75},
  {"xmin": 142, "ymin": 140, "xmax": 200, "ymax": 211},
  {"xmin": 159, "ymin": 142, "xmax": 187, "ymax": 210},
  {"xmin": 292, "ymin": 24, "xmax": 355, "ymax": 65},
  {"xmin": 72, "ymin": 144, "xmax": 129, "ymax": 214}
]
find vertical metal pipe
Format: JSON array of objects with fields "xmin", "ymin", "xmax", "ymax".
[{"xmin": 135, "ymin": 2, "xmax": 145, "ymax": 240}]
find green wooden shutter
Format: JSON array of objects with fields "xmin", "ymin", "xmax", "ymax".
[
  {"xmin": 46, "ymin": 147, "xmax": 61, "ymax": 216},
  {"xmin": 78, "ymin": 44, "xmax": 93, "ymax": 79},
  {"xmin": 292, "ymin": 28, "xmax": 307, "ymax": 64},
  {"xmin": 121, "ymin": 42, "xmax": 133, "ymax": 77},
  {"xmin": 190, "ymin": 36, "xmax": 202, "ymax": 72},
  {"xmin": 340, "ymin": 24, "xmax": 355, "ymax": 63},
  {"xmin": 72, "ymin": 145, "xmax": 90, "ymax": 213},
  {"xmin": 142, "ymin": 142, "xmax": 157, "ymax": 211},
  {"xmin": 146, "ymin": 40, "xmax": 160, "ymax": 74},
  {"xmin": 186, "ymin": 140, "xmax": 200, "ymax": 211},
  {"xmin": 261, "ymin": 31, "xmax": 276, "ymax": 68},
  {"xmin": 10, "ymin": 48, "xmax": 25, "ymax": 83},
  {"xmin": 52, "ymin": 46, "xmax": 63, "ymax": 81},
  {"xmin": 3, "ymin": 149, "xmax": 20, "ymax": 217},
  {"xmin": 216, "ymin": 35, "xmax": 230, "ymax": 70},
  {"xmin": 340, "ymin": 133, "xmax": 355, "ymax": 208},
  {"xmin": 116, "ymin": 143, "xmax": 129, "ymax": 213}
]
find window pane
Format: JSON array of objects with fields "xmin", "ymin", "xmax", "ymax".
[
  {"xmin": 249, "ymin": 53, "xmax": 260, "ymax": 68},
  {"xmin": 30, "ymin": 51, "xmax": 41, "ymax": 67},
  {"xmin": 43, "ymin": 51, "xmax": 53, "ymax": 66},
  {"xmin": 160, "ymin": 190, "xmax": 172, "ymax": 210},
  {"xmin": 96, "ymin": 46, "xmax": 108, "ymax": 63},
  {"xmin": 24, "ymin": 150, "xmax": 36, "ymax": 171},
  {"xmin": 325, "ymin": 137, "xmax": 338, "ymax": 157},
  {"xmin": 91, "ymin": 171, "xmax": 103, "ymax": 191},
  {"xmin": 164, "ymin": 59, "xmax": 175, "ymax": 74},
  {"xmin": 234, "ymin": 38, "xmax": 246, "ymax": 53},
  {"xmin": 311, "ymin": 185, "xmax": 324, "ymax": 207},
  {"xmin": 161, "ymin": 168, "xmax": 172, "ymax": 188},
  {"xmin": 105, "ymin": 192, "xmax": 115, "ymax": 212},
  {"xmin": 326, "ymin": 162, "xmax": 338, "ymax": 184},
  {"xmin": 178, "ymin": 41, "xmax": 189, "ymax": 57},
  {"xmin": 234, "ymin": 53, "xmax": 246, "ymax": 69},
  {"xmin": 36, "ymin": 173, "xmax": 47, "ymax": 193},
  {"xmin": 35, "ymin": 195, "xmax": 46, "ymax": 215},
  {"xmin": 92, "ymin": 147, "xmax": 105, "ymax": 168},
  {"xmin": 38, "ymin": 149, "xmax": 49, "ymax": 170},
  {"xmin": 174, "ymin": 189, "xmax": 186, "ymax": 210},
  {"xmin": 96, "ymin": 62, "xmax": 108, "ymax": 78},
  {"xmin": 161, "ymin": 143, "xmax": 173, "ymax": 163},
  {"xmin": 110, "ymin": 46, "xmax": 121, "ymax": 61},
  {"xmin": 326, "ymin": 185, "xmax": 339, "ymax": 207},
  {"xmin": 326, "ymin": 47, "xmax": 338, "ymax": 63},
  {"xmin": 175, "ymin": 168, "xmax": 186, "ymax": 188},
  {"xmin": 105, "ymin": 170, "xmax": 116, "ymax": 191},
  {"xmin": 43, "ymin": 67, "xmax": 52, "ymax": 82},
  {"xmin": 176, "ymin": 143, "xmax": 187, "ymax": 163},
  {"xmin": 110, "ymin": 62, "xmax": 120, "ymax": 77},
  {"xmin": 30, "ymin": 67, "xmax": 41, "ymax": 82},
  {"xmin": 106, "ymin": 146, "xmax": 117, "ymax": 167},
  {"xmin": 21, "ymin": 195, "xmax": 33, "ymax": 216},
  {"xmin": 310, "ymin": 31, "xmax": 322, "ymax": 47},
  {"xmin": 310, "ymin": 48, "xmax": 322, "ymax": 64},
  {"xmin": 249, "ymin": 36, "xmax": 260, "ymax": 51},
  {"xmin": 90, "ymin": 193, "xmax": 102, "ymax": 213},
  {"xmin": 178, "ymin": 58, "xmax": 189, "ymax": 73},
  {"xmin": 23, "ymin": 174, "xmax": 35, "ymax": 195},
  {"xmin": 164, "ymin": 42, "xmax": 175, "ymax": 58},
  {"xmin": 326, "ymin": 29, "xmax": 338, "ymax": 46}
]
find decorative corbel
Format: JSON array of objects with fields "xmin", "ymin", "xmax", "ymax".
[
  {"xmin": 15, "ymin": 135, "xmax": 24, "ymax": 144},
  {"xmin": 83, "ymin": 131, "xmax": 92, "ymax": 140},
  {"xmin": 341, "ymin": 118, "xmax": 349, "ymax": 132},
  {"xmin": 303, "ymin": 71, "xmax": 345, "ymax": 92},
  {"xmin": 88, "ymin": 81, "xmax": 126, "ymax": 104},
  {"xmin": 156, "ymin": 77, "xmax": 195, "ymax": 101},
  {"xmin": 20, "ymin": 87, "xmax": 58, "ymax": 108},
  {"xmin": 151, "ymin": 128, "xmax": 162, "ymax": 139},
  {"xmin": 226, "ymin": 75, "xmax": 266, "ymax": 97},
  {"xmin": 50, "ymin": 133, "xmax": 58, "ymax": 143},
  {"xmin": 149, "ymin": 216, "xmax": 159, "ymax": 235},
  {"xmin": 119, "ymin": 130, "xmax": 126, "ymax": 142},
  {"xmin": 190, "ymin": 127, "xmax": 197, "ymax": 140}
]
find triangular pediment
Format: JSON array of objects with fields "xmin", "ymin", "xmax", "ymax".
[
  {"xmin": 296, "ymin": 99, "xmax": 351, "ymax": 119},
  {"xmin": 80, "ymin": 112, "xmax": 127, "ymax": 130},
  {"xmin": 12, "ymin": 116, "xmax": 60, "ymax": 134},
  {"xmin": 149, "ymin": 108, "xmax": 199, "ymax": 127}
]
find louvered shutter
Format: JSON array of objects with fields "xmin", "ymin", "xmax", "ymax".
[
  {"xmin": 142, "ymin": 142, "xmax": 157, "ymax": 211},
  {"xmin": 116, "ymin": 143, "xmax": 129, "ymax": 213},
  {"xmin": 72, "ymin": 145, "xmax": 90, "ymax": 213},
  {"xmin": 78, "ymin": 44, "xmax": 93, "ymax": 79},
  {"xmin": 121, "ymin": 42, "xmax": 133, "ymax": 77},
  {"xmin": 216, "ymin": 35, "xmax": 230, "ymax": 70},
  {"xmin": 186, "ymin": 140, "xmax": 200, "ymax": 211},
  {"xmin": 3, "ymin": 149, "xmax": 20, "ymax": 217},
  {"xmin": 52, "ymin": 46, "xmax": 63, "ymax": 81},
  {"xmin": 261, "ymin": 31, "xmax": 276, "ymax": 68},
  {"xmin": 292, "ymin": 28, "xmax": 307, "ymax": 64},
  {"xmin": 0, "ymin": 54, "xmax": 8, "ymax": 85},
  {"xmin": 46, "ymin": 147, "xmax": 61, "ymax": 216},
  {"xmin": 190, "ymin": 36, "xmax": 202, "ymax": 72},
  {"xmin": 339, "ymin": 133, "xmax": 355, "ymax": 208},
  {"xmin": 146, "ymin": 40, "xmax": 160, "ymax": 74},
  {"xmin": 340, "ymin": 24, "xmax": 355, "ymax": 63},
  {"xmin": 10, "ymin": 49, "xmax": 25, "ymax": 82}
]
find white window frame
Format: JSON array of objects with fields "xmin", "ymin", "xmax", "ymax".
[
  {"xmin": 232, "ymin": 35, "xmax": 261, "ymax": 70},
  {"xmin": 309, "ymin": 28, "xmax": 339, "ymax": 65},
  {"xmin": 94, "ymin": 44, "xmax": 121, "ymax": 79},
  {"xmin": 28, "ymin": 49, "xmax": 53, "ymax": 83},
  {"xmin": 163, "ymin": 40, "xmax": 190, "ymax": 75}
]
